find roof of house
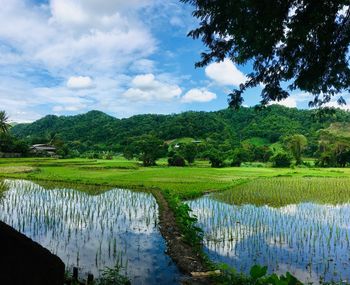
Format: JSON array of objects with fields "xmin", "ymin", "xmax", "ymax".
[{"xmin": 30, "ymin": 144, "xmax": 56, "ymax": 151}]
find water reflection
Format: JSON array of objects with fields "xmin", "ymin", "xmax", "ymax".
[
  {"xmin": 0, "ymin": 179, "xmax": 180, "ymax": 285},
  {"xmin": 188, "ymin": 196, "xmax": 350, "ymax": 284}
]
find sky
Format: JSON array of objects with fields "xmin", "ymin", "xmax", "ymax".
[{"xmin": 0, "ymin": 0, "xmax": 346, "ymax": 122}]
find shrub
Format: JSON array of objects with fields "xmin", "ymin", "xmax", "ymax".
[
  {"xmin": 207, "ymin": 149, "xmax": 225, "ymax": 168},
  {"xmin": 231, "ymin": 148, "xmax": 250, "ymax": 167},
  {"xmin": 168, "ymin": 155, "xmax": 186, "ymax": 167},
  {"xmin": 270, "ymin": 151, "xmax": 292, "ymax": 167}
]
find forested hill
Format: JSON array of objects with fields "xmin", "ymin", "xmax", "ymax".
[{"xmin": 11, "ymin": 106, "xmax": 350, "ymax": 153}]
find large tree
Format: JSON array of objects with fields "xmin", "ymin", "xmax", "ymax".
[
  {"xmin": 182, "ymin": 0, "xmax": 350, "ymax": 108},
  {"xmin": 0, "ymin": 111, "xmax": 10, "ymax": 134},
  {"xmin": 285, "ymin": 134, "xmax": 308, "ymax": 165},
  {"xmin": 124, "ymin": 135, "xmax": 166, "ymax": 166}
]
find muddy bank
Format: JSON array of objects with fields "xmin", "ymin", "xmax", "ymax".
[
  {"xmin": 152, "ymin": 190, "xmax": 216, "ymax": 284},
  {"xmin": 0, "ymin": 221, "xmax": 65, "ymax": 285}
]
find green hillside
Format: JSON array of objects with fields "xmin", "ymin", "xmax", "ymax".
[{"xmin": 11, "ymin": 106, "xmax": 350, "ymax": 154}]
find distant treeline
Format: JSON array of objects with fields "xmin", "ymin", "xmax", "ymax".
[{"xmin": 10, "ymin": 105, "xmax": 350, "ymax": 167}]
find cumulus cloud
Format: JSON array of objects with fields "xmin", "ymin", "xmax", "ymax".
[
  {"xmin": 67, "ymin": 76, "xmax": 94, "ymax": 90},
  {"xmin": 270, "ymin": 97, "xmax": 297, "ymax": 108},
  {"xmin": 0, "ymin": 0, "xmax": 221, "ymax": 121},
  {"xmin": 123, "ymin": 74, "xmax": 182, "ymax": 102},
  {"xmin": 205, "ymin": 59, "xmax": 247, "ymax": 86},
  {"xmin": 270, "ymin": 93, "xmax": 314, "ymax": 108},
  {"xmin": 181, "ymin": 88, "xmax": 216, "ymax": 103},
  {"xmin": 0, "ymin": 0, "xmax": 156, "ymax": 74}
]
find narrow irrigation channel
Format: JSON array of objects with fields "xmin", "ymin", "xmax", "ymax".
[{"xmin": 151, "ymin": 190, "xmax": 218, "ymax": 284}]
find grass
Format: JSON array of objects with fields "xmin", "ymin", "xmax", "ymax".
[{"xmin": 1, "ymin": 157, "xmax": 350, "ymax": 199}]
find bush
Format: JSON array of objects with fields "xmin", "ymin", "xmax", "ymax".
[
  {"xmin": 231, "ymin": 148, "xmax": 250, "ymax": 166},
  {"xmin": 168, "ymin": 155, "xmax": 186, "ymax": 167},
  {"xmin": 207, "ymin": 149, "xmax": 225, "ymax": 168},
  {"xmin": 270, "ymin": 151, "xmax": 292, "ymax": 167},
  {"xmin": 83, "ymin": 151, "xmax": 102, "ymax": 159},
  {"xmin": 102, "ymin": 151, "xmax": 113, "ymax": 160}
]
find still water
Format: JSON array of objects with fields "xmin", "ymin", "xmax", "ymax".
[
  {"xmin": 188, "ymin": 196, "xmax": 350, "ymax": 284},
  {"xmin": 0, "ymin": 179, "xmax": 181, "ymax": 285}
]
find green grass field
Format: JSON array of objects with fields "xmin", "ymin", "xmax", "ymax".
[{"xmin": 1, "ymin": 157, "xmax": 350, "ymax": 199}]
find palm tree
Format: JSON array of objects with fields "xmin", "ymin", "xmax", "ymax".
[{"xmin": 0, "ymin": 111, "xmax": 11, "ymax": 134}]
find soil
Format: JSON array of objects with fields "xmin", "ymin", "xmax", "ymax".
[{"xmin": 152, "ymin": 190, "xmax": 216, "ymax": 285}]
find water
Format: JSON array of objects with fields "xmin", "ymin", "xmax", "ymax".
[
  {"xmin": 0, "ymin": 179, "xmax": 181, "ymax": 285},
  {"xmin": 187, "ymin": 196, "xmax": 350, "ymax": 284}
]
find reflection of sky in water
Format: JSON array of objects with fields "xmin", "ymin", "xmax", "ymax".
[
  {"xmin": 187, "ymin": 197, "xmax": 350, "ymax": 284},
  {"xmin": 0, "ymin": 180, "xmax": 181, "ymax": 285}
]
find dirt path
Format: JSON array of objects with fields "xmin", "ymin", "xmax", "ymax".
[{"xmin": 152, "ymin": 190, "xmax": 217, "ymax": 284}]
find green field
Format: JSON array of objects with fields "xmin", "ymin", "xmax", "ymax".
[
  {"xmin": 2, "ymin": 157, "xmax": 350, "ymax": 284},
  {"xmin": 1, "ymin": 157, "xmax": 350, "ymax": 199}
]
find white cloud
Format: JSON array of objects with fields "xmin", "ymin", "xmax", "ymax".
[
  {"xmin": 0, "ymin": 0, "xmax": 156, "ymax": 74},
  {"xmin": 323, "ymin": 100, "xmax": 350, "ymax": 111},
  {"xmin": 270, "ymin": 97, "xmax": 297, "ymax": 108},
  {"xmin": 129, "ymin": 59, "xmax": 155, "ymax": 73},
  {"xmin": 0, "ymin": 0, "xmax": 213, "ymax": 121},
  {"xmin": 67, "ymin": 76, "xmax": 94, "ymax": 90},
  {"xmin": 181, "ymin": 88, "xmax": 216, "ymax": 103},
  {"xmin": 205, "ymin": 59, "xmax": 247, "ymax": 86},
  {"xmin": 268, "ymin": 92, "xmax": 316, "ymax": 108},
  {"xmin": 123, "ymin": 74, "xmax": 182, "ymax": 101}
]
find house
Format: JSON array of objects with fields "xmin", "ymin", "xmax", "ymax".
[{"xmin": 30, "ymin": 144, "xmax": 56, "ymax": 156}]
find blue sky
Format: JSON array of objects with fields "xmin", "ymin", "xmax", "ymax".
[{"xmin": 0, "ymin": 0, "xmax": 341, "ymax": 122}]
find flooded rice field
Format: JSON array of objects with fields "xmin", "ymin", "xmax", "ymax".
[
  {"xmin": 188, "ymin": 196, "xmax": 350, "ymax": 284},
  {"xmin": 0, "ymin": 179, "xmax": 181, "ymax": 285}
]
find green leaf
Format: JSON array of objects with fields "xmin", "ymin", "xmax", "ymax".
[{"xmin": 250, "ymin": 265, "xmax": 268, "ymax": 279}]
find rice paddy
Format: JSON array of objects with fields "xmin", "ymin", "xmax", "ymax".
[
  {"xmin": 214, "ymin": 177, "xmax": 350, "ymax": 207},
  {"xmin": 0, "ymin": 179, "xmax": 181, "ymax": 285},
  {"xmin": 2, "ymin": 159, "xmax": 350, "ymax": 284},
  {"xmin": 187, "ymin": 178, "xmax": 350, "ymax": 284}
]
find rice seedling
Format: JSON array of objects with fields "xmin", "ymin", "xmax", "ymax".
[
  {"xmin": 0, "ymin": 179, "xmax": 181, "ymax": 285},
  {"xmin": 214, "ymin": 177, "xmax": 350, "ymax": 207},
  {"xmin": 187, "ymin": 194, "xmax": 350, "ymax": 284}
]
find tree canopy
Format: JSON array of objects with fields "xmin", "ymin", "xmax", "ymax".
[
  {"xmin": 182, "ymin": 0, "xmax": 350, "ymax": 108},
  {"xmin": 11, "ymin": 106, "xmax": 350, "ymax": 156},
  {"xmin": 285, "ymin": 134, "xmax": 308, "ymax": 165}
]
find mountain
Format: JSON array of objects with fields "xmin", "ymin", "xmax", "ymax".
[{"xmin": 11, "ymin": 106, "xmax": 350, "ymax": 154}]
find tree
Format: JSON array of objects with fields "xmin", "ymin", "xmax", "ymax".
[
  {"xmin": 168, "ymin": 154, "xmax": 186, "ymax": 167},
  {"xmin": 231, "ymin": 148, "xmax": 250, "ymax": 166},
  {"xmin": 179, "ymin": 143, "xmax": 198, "ymax": 164},
  {"xmin": 182, "ymin": 0, "xmax": 350, "ymax": 108},
  {"xmin": 0, "ymin": 133, "xmax": 28, "ymax": 154},
  {"xmin": 207, "ymin": 149, "xmax": 225, "ymax": 168},
  {"xmin": 285, "ymin": 134, "xmax": 308, "ymax": 165},
  {"xmin": 316, "ymin": 141, "xmax": 350, "ymax": 167},
  {"xmin": 124, "ymin": 135, "xmax": 165, "ymax": 166},
  {"xmin": 270, "ymin": 151, "xmax": 292, "ymax": 168},
  {"xmin": 253, "ymin": 145, "xmax": 273, "ymax": 163},
  {"xmin": 0, "ymin": 111, "xmax": 10, "ymax": 134},
  {"xmin": 334, "ymin": 142, "xmax": 350, "ymax": 167}
]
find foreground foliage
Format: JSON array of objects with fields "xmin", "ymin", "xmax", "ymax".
[
  {"xmin": 182, "ymin": 0, "xmax": 350, "ymax": 108},
  {"xmin": 215, "ymin": 264, "xmax": 302, "ymax": 285}
]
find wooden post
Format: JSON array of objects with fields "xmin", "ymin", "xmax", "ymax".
[
  {"xmin": 73, "ymin": 267, "xmax": 78, "ymax": 281},
  {"xmin": 86, "ymin": 273, "xmax": 94, "ymax": 285}
]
